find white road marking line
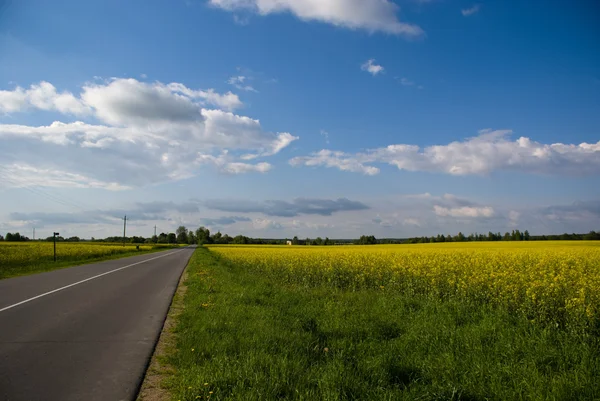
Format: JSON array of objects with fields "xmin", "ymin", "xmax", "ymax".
[{"xmin": 0, "ymin": 249, "xmax": 188, "ymax": 313}]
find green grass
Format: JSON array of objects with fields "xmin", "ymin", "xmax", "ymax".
[
  {"xmin": 163, "ymin": 248, "xmax": 600, "ymax": 400},
  {"xmin": 0, "ymin": 242, "xmax": 181, "ymax": 279}
]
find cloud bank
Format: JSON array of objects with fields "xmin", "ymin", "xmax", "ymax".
[
  {"xmin": 204, "ymin": 197, "xmax": 370, "ymax": 217},
  {"xmin": 0, "ymin": 79, "xmax": 298, "ymax": 189},
  {"xmin": 290, "ymin": 129, "xmax": 600, "ymax": 177}
]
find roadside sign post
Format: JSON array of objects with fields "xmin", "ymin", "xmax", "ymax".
[{"xmin": 53, "ymin": 232, "xmax": 60, "ymax": 262}]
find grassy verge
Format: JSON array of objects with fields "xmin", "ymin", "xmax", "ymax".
[
  {"xmin": 163, "ymin": 248, "xmax": 600, "ymax": 400},
  {"xmin": 0, "ymin": 245, "xmax": 181, "ymax": 280},
  {"xmin": 138, "ymin": 254, "xmax": 190, "ymax": 401}
]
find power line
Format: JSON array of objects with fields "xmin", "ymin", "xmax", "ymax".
[
  {"xmin": 0, "ymin": 167, "xmax": 90, "ymax": 211},
  {"xmin": 0, "ymin": 176, "xmax": 79, "ymax": 210}
]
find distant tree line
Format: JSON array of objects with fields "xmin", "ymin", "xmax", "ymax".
[
  {"xmin": 402, "ymin": 230, "xmax": 600, "ymax": 244},
  {"xmin": 2, "ymin": 232, "xmax": 29, "ymax": 241},
  {"xmin": 2, "ymin": 228, "xmax": 599, "ymax": 245}
]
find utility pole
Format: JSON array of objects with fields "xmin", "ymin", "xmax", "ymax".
[
  {"xmin": 122, "ymin": 215, "xmax": 129, "ymax": 247},
  {"xmin": 53, "ymin": 232, "xmax": 59, "ymax": 261},
  {"xmin": 154, "ymin": 225, "xmax": 157, "ymax": 237}
]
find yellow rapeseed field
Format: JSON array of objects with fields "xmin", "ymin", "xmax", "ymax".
[
  {"xmin": 0, "ymin": 241, "xmax": 152, "ymax": 266},
  {"xmin": 208, "ymin": 241, "xmax": 600, "ymax": 325},
  {"xmin": 0, "ymin": 241, "xmax": 178, "ymax": 278}
]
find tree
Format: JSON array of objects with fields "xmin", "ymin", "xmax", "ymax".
[
  {"xmin": 176, "ymin": 226, "xmax": 188, "ymax": 244},
  {"xmin": 67, "ymin": 236, "xmax": 80, "ymax": 242},
  {"xmin": 176, "ymin": 232, "xmax": 187, "ymax": 243},
  {"xmin": 233, "ymin": 235, "xmax": 248, "ymax": 244},
  {"xmin": 292, "ymin": 236, "xmax": 299, "ymax": 245},
  {"xmin": 157, "ymin": 233, "xmax": 168, "ymax": 243},
  {"xmin": 167, "ymin": 233, "xmax": 177, "ymax": 244},
  {"xmin": 0, "ymin": 234, "xmax": 3, "ymax": 241},
  {"xmin": 511, "ymin": 230, "xmax": 522, "ymax": 241},
  {"xmin": 211, "ymin": 231, "xmax": 222, "ymax": 244},
  {"xmin": 151, "ymin": 235, "xmax": 158, "ymax": 243},
  {"xmin": 455, "ymin": 232, "xmax": 466, "ymax": 242},
  {"xmin": 130, "ymin": 236, "xmax": 145, "ymax": 243},
  {"xmin": 187, "ymin": 231, "xmax": 197, "ymax": 244},
  {"xmin": 6, "ymin": 232, "xmax": 28, "ymax": 242},
  {"xmin": 196, "ymin": 227, "xmax": 211, "ymax": 245},
  {"xmin": 523, "ymin": 230, "xmax": 530, "ymax": 241},
  {"xmin": 357, "ymin": 235, "xmax": 377, "ymax": 245},
  {"xmin": 46, "ymin": 235, "xmax": 64, "ymax": 242},
  {"xmin": 503, "ymin": 232, "xmax": 511, "ymax": 241}
]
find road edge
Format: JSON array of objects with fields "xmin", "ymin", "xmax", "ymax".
[{"xmin": 136, "ymin": 248, "xmax": 193, "ymax": 401}]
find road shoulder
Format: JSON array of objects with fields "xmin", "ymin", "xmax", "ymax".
[{"xmin": 137, "ymin": 250, "xmax": 191, "ymax": 401}]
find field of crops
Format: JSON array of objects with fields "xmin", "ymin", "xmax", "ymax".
[
  {"xmin": 209, "ymin": 241, "xmax": 600, "ymax": 326},
  {"xmin": 0, "ymin": 241, "xmax": 177, "ymax": 279},
  {"xmin": 164, "ymin": 243, "xmax": 600, "ymax": 400}
]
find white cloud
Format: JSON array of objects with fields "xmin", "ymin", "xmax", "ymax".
[
  {"xmin": 320, "ymin": 129, "xmax": 330, "ymax": 144},
  {"xmin": 291, "ymin": 220, "xmax": 334, "ymax": 230},
  {"xmin": 196, "ymin": 152, "xmax": 272, "ymax": 174},
  {"xmin": 290, "ymin": 130, "xmax": 600, "ymax": 177},
  {"xmin": 508, "ymin": 210, "xmax": 520, "ymax": 227},
  {"xmin": 434, "ymin": 205, "xmax": 495, "ymax": 218},
  {"xmin": 361, "ymin": 59, "xmax": 385, "ymax": 76},
  {"xmin": 228, "ymin": 76, "xmax": 246, "ymax": 84},
  {"xmin": 227, "ymin": 75, "xmax": 257, "ymax": 92},
  {"xmin": 1, "ymin": 79, "xmax": 243, "ymax": 122},
  {"xmin": 241, "ymin": 132, "xmax": 299, "ymax": 160},
  {"xmin": 208, "ymin": 0, "xmax": 424, "ymax": 36},
  {"xmin": 461, "ymin": 4, "xmax": 480, "ymax": 16},
  {"xmin": 165, "ymin": 82, "xmax": 243, "ymax": 111},
  {"xmin": 253, "ymin": 218, "xmax": 283, "ymax": 230},
  {"xmin": 396, "ymin": 77, "xmax": 422, "ymax": 88},
  {"xmin": 403, "ymin": 218, "xmax": 421, "ymax": 226},
  {"xmin": 0, "ymin": 164, "xmax": 129, "ymax": 191},
  {"xmin": 0, "ymin": 82, "xmax": 91, "ymax": 115},
  {"xmin": 290, "ymin": 149, "xmax": 380, "ymax": 175},
  {"xmin": 0, "ymin": 78, "xmax": 296, "ymax": 188}
]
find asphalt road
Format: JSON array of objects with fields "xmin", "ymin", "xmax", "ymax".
[{"xmin": 0, "ymin": 246, "xmax": 196, "ymax": 401}]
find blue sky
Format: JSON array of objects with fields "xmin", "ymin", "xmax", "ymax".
[{"xmin": 0, "ymin": 0, "xmax": 599, "ymax": 239}]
